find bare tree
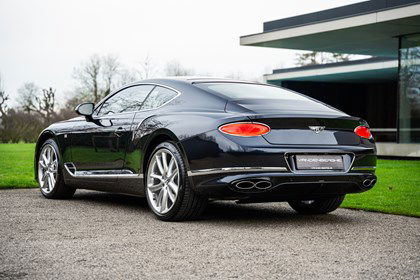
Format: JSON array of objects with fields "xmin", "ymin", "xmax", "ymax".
[
  {"xmin": 138, "ymin": 55, "xmax": 157, "ymax": 79},
  {"xmin": 295, "ymin": 51, "xmax": 353, "ymax": 66},
  {"xmin": 39, "ymin": 87, "xmax": 56, "ymax": 123},
  {"xmin": 0, "ymin": 108, "xmax": 45, "ymax": 143},
  {"xmin": 73, "ymin": 54, "xmax": 102, "ymax": 103},
  {"xmin": 332, "ymin": 53, "xmax": 351, "ymax": 62},
  {"xmin": 73, "ymin": 54, "xmax": 124, "ymax": 103},
  {"xmin": 57, "ymin": 95, "xmax": 84, "ymax": 120},
  {"xmin": 17, "ymin": 82, "xmax": 56, "ymax": 123},
  {"xmin": 0, "ymin": 75, "xmax": 9, "ymax": 118},
  {"xmin": 295, "ymin": 51, "xmax": 325, "ymax": 66},
  {"xmin": 0, "ymin": 76, "xmax": 9, "ymax": 130},
  {"xmin": 164, "ymin": 61, "xmax": 195, "ymax": 76},
  {"xmin": 102, "ymin": 54, "xmax": 121, "ymax": 97},
  {"xmin": 0, "ymin": 92, "xmax": 8, "ymax": 118},
  {"xmin": 17, "ymin": 82, "xmax": 41, "ymax": 113},
  {"xmin": 118, "ymin": 68, "xmax": 139, "ymax": 87}
]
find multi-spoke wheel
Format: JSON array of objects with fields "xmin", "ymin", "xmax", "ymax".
[
  {"xmin": 37, "ymin": 139, "xmax": 75, "ymax": 199},
  {"xmin": 288, "ymin": 195, "xmax": 345, "ymax": 214},
  {"xmin": 38, "ymin": 144, "xmax": 58, "ymax": 194},
  {"xmin": 146, "ymin": 149, "xmax": 180, "ymax": 214},
  {"xmin": 145, "ymin": 142, "xmax": 207, "ymax": 221}
]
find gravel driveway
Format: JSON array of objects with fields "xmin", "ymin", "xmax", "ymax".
[{"xmin": 0, "ymin": 189, "xmax": 418, "ymax": 279}]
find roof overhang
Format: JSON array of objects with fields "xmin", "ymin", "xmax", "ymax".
[
  {"xmin": 241, "ymin": 3, "xmax": 420, "ymax": 57},
  {"xmin": 265, "ymin": 59, "xmax": 398, "ymax": 83}
]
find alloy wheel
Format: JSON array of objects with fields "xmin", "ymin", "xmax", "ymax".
[
  {"xmin": 146, "ymin": 149, "xmax": 180, "ymax": 214},
  {"xmin": 38, "ymin": 144, "xmax": 58, "ymax": 194}
]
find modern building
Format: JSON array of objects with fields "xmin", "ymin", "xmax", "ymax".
[{"xmin": 241, "ymin": 0, "xmax": 420, "ymax": 157}]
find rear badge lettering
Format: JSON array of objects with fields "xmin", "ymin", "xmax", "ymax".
[
  {"xmin": 297, "ymin": 158, "xmax": 342, "ymax": 163},
  {"xmin": 295, "ymin": 155, "xmax": 344, "ymax": 170}
]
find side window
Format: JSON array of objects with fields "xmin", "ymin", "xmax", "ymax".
[
  {"xmin": 98, "ymin": 85, "xmax": 154, "ymax": 116},
  {"xmin": 141, "ymin": 86, "xmax": 178, "ymax": 110}
]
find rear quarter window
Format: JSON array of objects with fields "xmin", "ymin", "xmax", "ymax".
[{"xmin": 141, "ymin": 86, "xmax": 178, "ymax": 110}]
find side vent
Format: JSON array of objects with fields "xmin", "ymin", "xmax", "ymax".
[{"xmin": 64, "ymin": 163, "xmax": 76, "ymax": 175}]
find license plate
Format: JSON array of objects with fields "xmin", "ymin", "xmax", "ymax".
[{"xmin": 295, "ymin": 155, "xmax": 344, "ymax": 170}]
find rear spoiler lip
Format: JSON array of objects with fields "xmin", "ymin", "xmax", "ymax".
[{"xmin": 246, "ymin": 113, "xmax": 358, "ymax": 121}]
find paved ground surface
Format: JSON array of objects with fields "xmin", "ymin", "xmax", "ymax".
[{"xmin": 0, "ymin": 189, "xmax": 419, "ymax": 279}]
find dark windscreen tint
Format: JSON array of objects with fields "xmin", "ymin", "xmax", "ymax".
[{"xmin": 194, "ymin": 82, "xmax": 310, "ymax": 101}]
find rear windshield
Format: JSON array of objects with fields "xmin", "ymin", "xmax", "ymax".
[{"xmin": 194, "ymin": 82, "xmax": 309, "ymax": 101}]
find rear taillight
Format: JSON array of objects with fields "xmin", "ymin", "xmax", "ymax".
[
  {"xmin": 354, "ymin": 126, "xmax": 372, "ymax": 139},
  {"xmin": 219, "ymin": 122, "xmax": 270, "ymax": 137}
]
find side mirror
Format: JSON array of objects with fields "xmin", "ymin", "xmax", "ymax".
[{"xmin": 75, "ymin": 103, "xmax": 94, "ymax": 118}]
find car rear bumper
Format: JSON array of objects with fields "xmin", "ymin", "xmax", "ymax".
[
  {"xmin": 188, "ymin": 170, "xmax": 377, "ymax": 200},
  {"xmin": 181, "ymin": 130, "xmax": 377, "ymax": 200}
]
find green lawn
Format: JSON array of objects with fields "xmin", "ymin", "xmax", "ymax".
[
  {"xmin": 0, "ymin": 143, "xmax": 37, "ymax": 188},
  {"xmin": 341, "ymin": 160, "xmax": 420, "ymax": 217},
  {"xmin": 0, "ymin": 143, "xmax": 419, "ymax": 217}
]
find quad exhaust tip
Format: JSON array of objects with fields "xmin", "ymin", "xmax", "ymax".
[{"xmin": 235, "ymin": 180, "xmax": 272, "ymax": 190}]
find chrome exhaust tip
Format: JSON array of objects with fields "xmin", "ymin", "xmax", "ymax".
[
  {"xmin": 254, "ymin": 181, "xmax": 272, "ymax": 190},
  {"xmin": 235, "ymin": 181, "xmax": 255, "ymax": 190},
  {"xmin": 363, "ymin": 179, "xmax": 372, "ymax": 188},
  {"xmin": 234, "ymin": 180, "xmax": 272, "ymax": 190}
]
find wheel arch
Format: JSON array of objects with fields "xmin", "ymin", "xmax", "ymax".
[{"xmin": 142, "ymin": 128, "xmax": 191, "ymax": 177}]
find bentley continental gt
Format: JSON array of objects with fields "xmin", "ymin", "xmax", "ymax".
[{"xmin": 35, "ymin": 78, "xmax": 377, "ymax": 221}]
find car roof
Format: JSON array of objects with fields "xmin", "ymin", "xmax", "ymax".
[{"xmin": 134, "ymin": 76, "xmax": 264, "ymax": 85}]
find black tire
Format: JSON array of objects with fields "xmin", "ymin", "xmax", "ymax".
[
  {"xmin": 288, "ymin": 195, "xmax": 345, "ymax": 214},
  {"xmin": 145, "ymin": 141, "xmax": 207, "ymax": 221},
  {"xmin": 37, "ymin": 139, "xmax": 76, "ymax": 199}
]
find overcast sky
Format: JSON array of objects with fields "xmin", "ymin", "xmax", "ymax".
[{"xmin": 0, "ymin": 0, "xmax": 363, "ymax": 105}]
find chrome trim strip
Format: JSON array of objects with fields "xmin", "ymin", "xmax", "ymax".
[
  {"xmin": 187, "ymin": 167, "xmax": 288, "ymax": 177},
  {"xmin": 351, "ymin": 166, "xmax": 376, "ymax": 171},
  {"xmin": 64, "ymin": 164, "xmax": 144, "ymax": 179}
]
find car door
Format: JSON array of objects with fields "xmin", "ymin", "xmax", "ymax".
[
  {"xmin": 120, "ymin": 86, "xmax": 180, "ymax": 194},
  {"xmin": 69, "ymin": 85, "xmax": 155, "ymax": 179}
]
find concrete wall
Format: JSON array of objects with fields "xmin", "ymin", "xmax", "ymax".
[{"xmin": 376, "ymin": 143, "xmax": 420, "ymax": 157}]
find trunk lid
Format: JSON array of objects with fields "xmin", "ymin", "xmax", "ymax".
[
  {"xmin": 250, "ymin": 114, "xmax": 361, "ymax": 145},
  {"xmin": 225, "ymin": 99, "xmax": 362, "ymax": 146}
]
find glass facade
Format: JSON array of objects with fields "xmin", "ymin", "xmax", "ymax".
[{"xmin": 399, "ymin": 34, "xmax": 420, "ymax": 143}]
